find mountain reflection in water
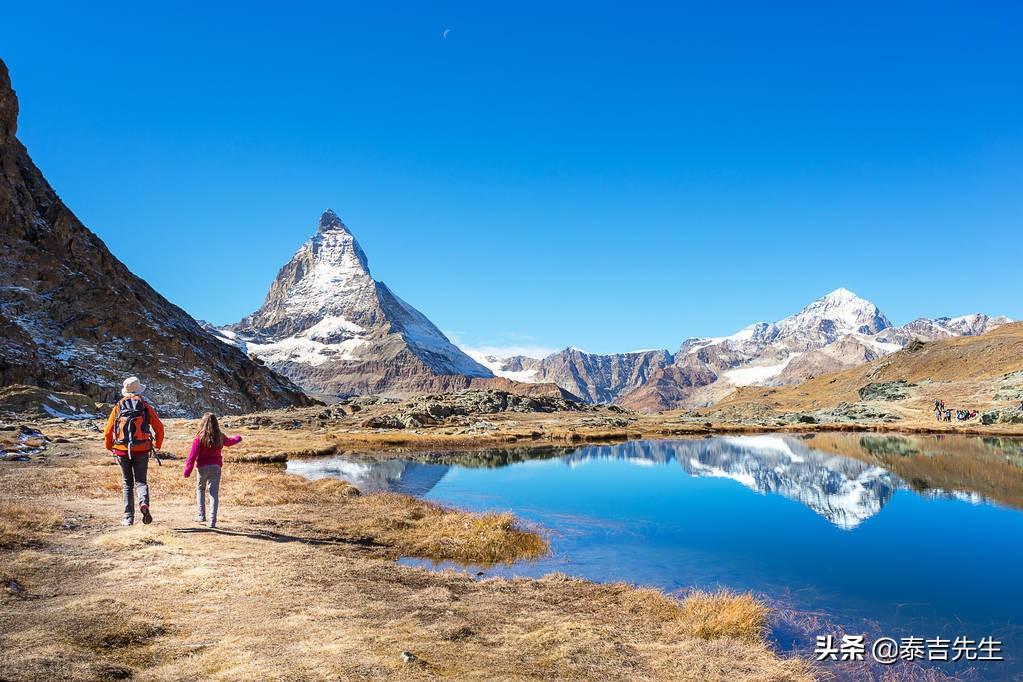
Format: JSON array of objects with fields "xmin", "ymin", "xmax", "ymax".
[
  {"xmin": 289, "ymin": 434, "xmax": 1021, "ymax": 528},
  {"xmin": 288, "ymin": 434, "xmax": 1023, "ymax": 679}
]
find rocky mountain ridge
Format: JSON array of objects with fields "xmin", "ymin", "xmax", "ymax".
[
  {"xmin": 0, "ymin": 58, "xmax": 312, "ymax": 416},
  {"xmin": 481, "ymin": 289, "xmax": 1010, "ymax": 411}
]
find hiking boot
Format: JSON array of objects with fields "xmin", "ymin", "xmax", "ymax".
[
  {"xmin": 140, "ymin": 503, "xmax": 152, "ymax": 525},
  {"xmin": 195, "ymin": 516, "xmax": 207, "ymax": 524},
  {"xmin": 121, "ymin": 517, "xmax": 134, "ymax": 526},
  {"xmin": 208, "ymin": 521, "xmax": 217, "ymax": 529}
]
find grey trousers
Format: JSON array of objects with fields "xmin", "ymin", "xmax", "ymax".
[
  {"xmin": 117, "ymin": 453, "xmax": 150, "ymax": 520},
  {"xmin": 196, "ymin": 465, "xmax": 222, "ymax": 526}
]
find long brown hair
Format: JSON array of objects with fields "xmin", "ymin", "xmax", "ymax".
[{"xmin": 197, "ymin": 412, "xmax": 224, "ymax": 449}]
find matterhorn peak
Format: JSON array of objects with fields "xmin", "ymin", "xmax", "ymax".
[
  {"xmin": 317, "ymin": 208, "xmax": 350, "ymax": 234},
  {"xmin": 224, "ymin": 210, "xmax": 492, "ymax": 395},
  {"xmin": 308, "ymin": 210, "xmax": 369, "ymax": 274}
]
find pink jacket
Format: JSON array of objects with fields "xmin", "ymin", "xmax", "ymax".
[{"xmin": 183, "ymin": 435, "xmax": 242, "ymax": 477}]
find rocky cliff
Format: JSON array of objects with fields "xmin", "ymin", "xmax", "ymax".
[
  {"xmin": 0, "ymin": 59, "xmax": 312, "ymax": 416},
  {"xmin": 478, "ymin": 348, "xmax": 672, "ymax": 403}
]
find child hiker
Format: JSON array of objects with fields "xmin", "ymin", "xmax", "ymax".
[{"xmin": 183, "ymin": 413, "xmax": 242, "ymax": 528}]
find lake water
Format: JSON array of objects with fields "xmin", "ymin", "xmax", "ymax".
[{"xmin": 288, "ymin": 433, "xmax": 1023, "ymax": 679}]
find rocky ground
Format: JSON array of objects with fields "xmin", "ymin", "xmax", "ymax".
[{"xmin": 0, "ymin": 416, "xmax": 811, "ymax": 681}]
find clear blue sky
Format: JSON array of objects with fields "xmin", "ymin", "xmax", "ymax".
[{"xmin": 3, "ymin": 2, "xmax": 1021, "ymax": 355}]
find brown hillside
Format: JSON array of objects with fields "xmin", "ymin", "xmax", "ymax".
[{"xmin": 712, "ymin": 321, "xmax": 1023, "ymax": 422}]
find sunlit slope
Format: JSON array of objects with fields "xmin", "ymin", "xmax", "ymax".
[{"xmin": 711, "ymin": 322, "xmax": 1023, "ymax": 420}]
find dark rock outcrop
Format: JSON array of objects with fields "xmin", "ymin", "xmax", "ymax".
[
  {"xmin": 361, "ymin": 389, "xmax": 586, "ymax": 429},
  {"xmin": 858, "ymin": 381, "xmax": 915, "ymax": 402}
]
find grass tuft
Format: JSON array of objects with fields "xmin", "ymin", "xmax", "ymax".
[
  {"xmin": 677, "ymin": 589, "xmax": 770, "ymax": 643},
  {"xmin": 0, "ymin": 503, "xmax": 64, "ymax": 548},
  {"xmin": 60, "ymin": 598, "xmax": 168, "ymax": 652},
  {"xmin": 357, "ymin": 493, "xmax": 548, "ymax": 565},
  {"xmin": 229, "ymin": 472, "xmax": 360, "ymax": 506}
]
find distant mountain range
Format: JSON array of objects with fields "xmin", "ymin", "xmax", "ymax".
[
  {"xmin": 203, "ymin": 210, "xmax": 1008, "ymax": 408},
  {"xmin": 476, "ymin": 288, "xmax": 1010, "ymax": 410}
]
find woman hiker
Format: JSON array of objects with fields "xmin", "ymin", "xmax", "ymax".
[
  {"xmin": 183, "ymin": 413, "xmax": 242, "ymax": 528},
  {"xmin": 104, "ymin": 376, "xmax": 164, "ymax": 526}
]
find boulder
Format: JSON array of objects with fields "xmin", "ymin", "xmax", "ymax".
[{"xmin": 858, "ymin": 381, "xmax": 915, "ymax": 402}]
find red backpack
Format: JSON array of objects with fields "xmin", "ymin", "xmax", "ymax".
[{"xmin": 113, "ymin": 395, "xmax": 152, "ymax": 448}]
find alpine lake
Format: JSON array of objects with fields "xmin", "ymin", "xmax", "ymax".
[{"xmin": 288, "ymin": 433, "xmax": 1023, "ymax": 680}]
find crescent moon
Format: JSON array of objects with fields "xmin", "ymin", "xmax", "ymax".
[{"xmin": 442, "ymin": 29, "xmax": 450, "ymax": 38}]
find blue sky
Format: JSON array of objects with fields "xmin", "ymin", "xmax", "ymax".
[{"xmin": 3, "ymin": 2, "xmax": 1021, "ymax": 355}]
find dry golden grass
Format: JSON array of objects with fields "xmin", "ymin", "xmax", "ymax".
[
  {"xmin": 0, "ymin": 422, "xmax": 813, "ymax": 680},
  {"xmin": 363, "ymin": 493, "xmax": 548, "ymax": 565},
  {"xmin": 617, "ymin": 586, "xmax": 769, "ymax": 643},
  {"xmin": 677, "ymin": 590, "xmax": 770, "ymax": 643},
  {"xmin": 0, "ymin": 502, "xmax": 63, "ymax": 548},
  {"xmin": 61, "ymin": 597, "xmax": 168, "ymax": 652},
  {"xmin": 94, "ymin": 525, "xmax": 184, "ymax": 551},
  {"xmin": 227, "ymin": 470, "xmax": 360, "ymax": 506}
]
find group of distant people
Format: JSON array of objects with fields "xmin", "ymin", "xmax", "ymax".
[{"xmin": 933, "ymin": 399, "xmax": 977, "ymax": 423}]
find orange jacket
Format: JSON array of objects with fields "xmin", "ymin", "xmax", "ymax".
[{"xmin": 104, "ymin": 396, "xmax": 164, "ymax": 454}]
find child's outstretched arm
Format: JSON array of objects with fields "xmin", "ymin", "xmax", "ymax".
[
  {"xmin": 183, "ymin": 438, "xmax": 199, "ymax": 478},
  {"xmin": 223, "ymin": 435, "xmax": 243, "ymax": 447}
]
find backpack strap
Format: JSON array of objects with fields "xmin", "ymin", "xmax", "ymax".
[
  {"xmin": 113, "ymin": 397, "xmax": 126, "ymax": 440},
  {"xmin": 139, "ymin": 398, "xmax": 151, "ymax": 434}
]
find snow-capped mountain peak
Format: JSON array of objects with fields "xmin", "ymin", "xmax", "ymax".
[
  {"xmin": 779, "ymin": 288, "xmax": 891, "ymax": 338},
  {"xmin": 224, "ymin": 211, "xmax": 491, "ymax": 397},
  {"xmin": 822, "ymin": 287, "xmax": 857, "ymax": 302}
]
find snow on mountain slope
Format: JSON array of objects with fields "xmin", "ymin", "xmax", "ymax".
[
  {"xmin": 223, "ymin": 211, "xmax": 493, "ymax": 397},
  {"xmin": 468, "ymin": 353, "xmax": 542, "ymax": 383},
  {"xmin": 614, "ymin": 289, "xmax": 1009, "ymax": 411},
  {"xmin": 877, "ymin": 313, "xmax": 1011, "ymax": 345}
]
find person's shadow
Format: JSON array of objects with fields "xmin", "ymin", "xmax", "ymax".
[{"xmin": 173, "ymin": 526, "xmax": 383, "ymax": 548}]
